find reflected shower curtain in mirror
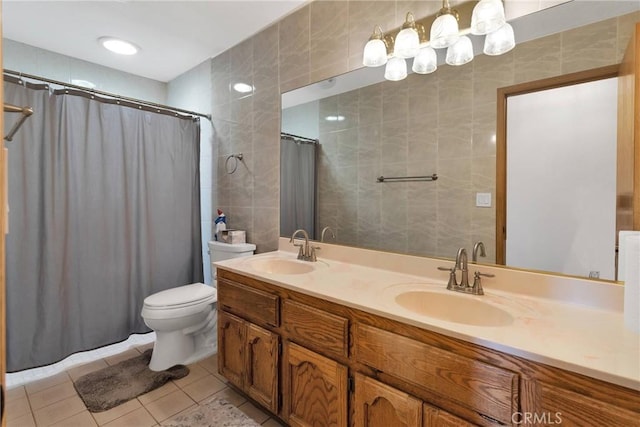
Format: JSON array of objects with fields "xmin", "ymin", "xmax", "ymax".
[
  {"xmin": 280, "ymin": 137, "xmax": 317, "ymax": 240},
  {"xmin": 4, "ymin": 79, "xmax": 203, "ymax": 372}
]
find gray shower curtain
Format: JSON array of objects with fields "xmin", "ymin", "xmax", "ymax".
[
  {"xmin": 280, "ymin": 137, "xmax": 317, "ymax": 239},
  {"xmin": 4, "ymin": 79, "xmax": 203, "ymax": 372}
]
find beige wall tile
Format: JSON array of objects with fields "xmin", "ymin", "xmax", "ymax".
[
  {"xmin": 513, "ymin": 33, "xmax": 561, "ymax": 84},
  {"xmin": 253, "ymin": 24, "xmax": 279, "ymax": 91},
  {"xmin": 561, "ymin": 17, "xmax": 618, "ymax": 75},
  {"xmin": 437, "ymin": 64, "xmax": 473, "ymax": 113},
  {"xmin": 473, "ymin": 51, "xmax": 514, "ymax": 108},
  {"xmin": 279, "ymin": 6, "xmax": 311, "ymax": 86},
  {"xmin": 310, "ymin": 1, "xmax": 349, "ymax": 73}
]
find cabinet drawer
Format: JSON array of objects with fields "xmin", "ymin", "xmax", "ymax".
[
  {"xmin": 218, "ymin": 279, "xmax": 279, "ymax": 328},
  {"xmin": 354, "ymin": 324, "xmax": 518, "ymax": 425},
  {"xmin": 283, "ymin": 300, "xmax": 349, "ymax": 359},
  {"xmin": 538, "ymin": 382, "xmax": 638, "ymax": 426}
]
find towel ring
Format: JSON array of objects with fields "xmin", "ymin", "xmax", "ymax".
[{"xmin": 225, "ymin": 153, "xmax": 243, "ymax": 174}]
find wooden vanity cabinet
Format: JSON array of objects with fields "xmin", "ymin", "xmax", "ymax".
[{"xmin": 216, "ymin": 269, "xmax": 640, "ymax": 427}]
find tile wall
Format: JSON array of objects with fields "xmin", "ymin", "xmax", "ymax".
[{"xmin": 212, "ymin": 2, "xmax": 640, "ymax": 257}]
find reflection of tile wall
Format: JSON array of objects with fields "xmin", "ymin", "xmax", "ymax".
[{"xmin": 212, "ymin": 4, "xmax": 639, "ymax": 256}]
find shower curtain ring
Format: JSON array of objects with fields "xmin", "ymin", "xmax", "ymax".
[{"xmin": 225, "ymin": 153, "xmax": 243, "ymax": 174}]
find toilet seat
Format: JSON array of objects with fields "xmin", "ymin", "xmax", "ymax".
[{"xmin": 142, "ymin": 283, "xmax": 217, "ymax": 320}]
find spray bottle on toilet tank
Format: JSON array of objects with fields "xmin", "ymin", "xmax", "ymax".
[{"xmin": 215, "ymin": 209, "xmax": 227, "ymax": 241}]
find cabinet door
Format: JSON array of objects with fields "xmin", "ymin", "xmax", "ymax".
[
  {"xmin": 218, "ymin": 311, "xmax": 246, "ymax": 389},
  {"xmin": 423, "ymin": 404, "xmax": 476, "ymax": 427},
  {"xmin": 354, "ymin": 373, "xmax": 422, "ymax": 427},
  {"xmin": 283, "ymin": 342, "xmax": 348, "ymax": 427},
  {"xmin": 245, "ymin": 323, "xmax": 279, "ymax": 414}
]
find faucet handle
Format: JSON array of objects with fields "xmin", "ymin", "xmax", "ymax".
[
  {"xmin": 438, "ymin": 266, "xmax": 458, "ymax": 290},
  {"xmin": 310, "ymin": 245, "xmax": 321, "ymax": 262},
  {"xmin": 472, "ymin": 271, "xmax": 494, "ymax": 295},
  {"xmin": 293, "ymin": 243, "xmax": 304, "ymax": 259}
]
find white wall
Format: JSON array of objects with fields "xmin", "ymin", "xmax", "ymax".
[
  {"xmin": 506, "ymin": 78, "xmax": 618, "ymax": 280},
  {"xmin": 167, "ymin": 59, "xmax": 214, "ymax": 284},
  {"xmin": 3, "ymin": 39, "xmax": 166, "ymax": 104},
  {"xmin": 282, "ymin": 100, "xmax": 319, "ymax": 140}
]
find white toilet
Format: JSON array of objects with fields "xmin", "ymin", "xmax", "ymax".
[{"xmin": 141, "ymin": 241, "xmax": 255, "ymax": 371}]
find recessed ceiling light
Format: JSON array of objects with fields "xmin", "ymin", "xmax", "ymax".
[
  {"xmin": 99, "ymin": 37, "xmax": 139, "ymax": 55},
  {"xmin": 232, "ymin": 82, "xmax": 254, "ymax": 93}
]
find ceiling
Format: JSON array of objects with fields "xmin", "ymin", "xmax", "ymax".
[{"xmin": 2, "ymin": 0, "xmax": 307, "ymax": 83}]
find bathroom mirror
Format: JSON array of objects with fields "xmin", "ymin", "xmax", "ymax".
[{"xmin": 280, "ymin": 1, "xmax": 640, "ymax": 282}]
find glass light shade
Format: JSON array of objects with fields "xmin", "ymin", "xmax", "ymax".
[
  {"xmin": 430, "ymin": 13, "xmax": 460, "ymax": 49},
  {"xmin": 483, "ymin": 23, "xmax": 515, "ymax": 56},
  {"xmin": 446, "ymin": 35, "xmax": 474, "ymax": 66},
  {"xmin": 363, "ymin": 38, "xmax": 388, "ymax": 67},
  {"xmin": 394, "ymin": 27, "xmax": 420, "ymax": 58},
  {"xmin": 384, "ymin": 57, "xmax": 407, "ymax": 81},
  {"xmin": 412, "ymin": 46, "xmax": 438, "ymax": 74},
  {"xmin": 471, "ymin": 0, "xmax": 506, "ymax": 35}
]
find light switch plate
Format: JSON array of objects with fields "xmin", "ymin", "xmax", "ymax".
[{"xmin": 476, "ymin": 192, "xmax": 492, "ymax": 208}]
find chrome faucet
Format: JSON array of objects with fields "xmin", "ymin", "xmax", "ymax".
[
  {"xmin": 472, "ymin": 241, "xmax": 486, "ymax": 263},
  {"xmin": 320, "ymin": 226, "xmax": 336, "ymax": 242},
  {"xmin": 290, "ymin": 229, "xmax": 319, "ymax": 262}
]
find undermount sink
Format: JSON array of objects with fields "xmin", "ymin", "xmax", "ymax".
[
  {"xmin": 248, "ymin": 258, "xmax": 321, "ymax": 275},
  {"xmin": 394, "ymin": 290, "xmax": 514, "ymax": 327}
]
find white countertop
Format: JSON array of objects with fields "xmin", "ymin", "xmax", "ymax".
[{"xmin": 215, "ymin": 239, "xmax": 640, "ymax": 391}]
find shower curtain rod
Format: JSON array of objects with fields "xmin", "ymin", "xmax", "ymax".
[
  {"xmin": 3, "ymin": 69, "xmax": 212, "ymax": 121},
  {"xmin": 281, "ymin": 132, "xmax": 318, "ymax": 144}
]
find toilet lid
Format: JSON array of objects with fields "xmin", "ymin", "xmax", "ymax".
[{"xmin": 144, "ymin": 283, "xmax": 216, "ymax": 309}]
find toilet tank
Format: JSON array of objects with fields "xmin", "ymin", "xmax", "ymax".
[{"xmin": 208, "ymin": 241, "xmax": 256, "ymax": 283}]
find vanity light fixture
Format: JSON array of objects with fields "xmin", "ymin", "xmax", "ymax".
[
  {"xmin": 99, "ymin": 37, "xmax": 139, "ymax": 55},
  {"xmin": 325, "ymin": 115, "xmax": 345, "ymax": 121},
  {"xmin": 362, "ymin": 0, "xmax": 515, "ymax": 82}
]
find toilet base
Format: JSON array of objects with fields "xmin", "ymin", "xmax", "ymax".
[{"xmin": 147, "ymin": 309, "xmax": 218, "ymax": 371}]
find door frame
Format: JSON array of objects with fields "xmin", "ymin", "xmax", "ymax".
[{"xmin": 495, "ymin": 65, "xmax": 620, "ymax": 265}]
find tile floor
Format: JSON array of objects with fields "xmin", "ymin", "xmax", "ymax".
[{"xmin": 5, "ymin": 343, "xmax": 284, "ymax": 427}]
